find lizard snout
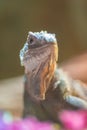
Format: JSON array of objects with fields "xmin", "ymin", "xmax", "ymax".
[{"xmin": 19, "ymin": 42, "xmax": 29, "ymax": 66}]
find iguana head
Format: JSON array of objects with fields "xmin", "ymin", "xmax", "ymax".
[{"xmin": 20, "ymin": 31, "xmax": 58, "ymax": 100}]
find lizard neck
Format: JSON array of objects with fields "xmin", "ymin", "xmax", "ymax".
[
  {"xmin": 26, "ymin": 55, "xmax": 57, "ymax": 101},
  {"xmin": 25, "ymin": 45, "xmax": 58, "ymax": 101}
]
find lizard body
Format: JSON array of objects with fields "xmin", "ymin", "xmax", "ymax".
[{"xmin": 20, "ymin": 31, "xmax": 87, "ymax": 122}]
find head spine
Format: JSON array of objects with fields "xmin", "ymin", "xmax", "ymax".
[{"xmin": 28, "ymin": 31, "xmax": 57, "ymax": 43}]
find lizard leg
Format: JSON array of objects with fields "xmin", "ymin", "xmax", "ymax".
[
  {"xmin": 54, "ymin": 80, "xmax": 87, "ymax": 109},
  {"xmin": 64, "ymin": 94, "xmax": 87, "ymax": 109}
]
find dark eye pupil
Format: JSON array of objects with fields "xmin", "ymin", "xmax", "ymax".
[{"xmin": 30, "ymin": 38, "xmax": 33, "ymax": 44}]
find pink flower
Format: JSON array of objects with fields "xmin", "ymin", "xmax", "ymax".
[
  {"xmin": 59, "ymin": 110, "xmax": 87, "ymax": 130},
  {"xmin": 8, "ymin": 117, "xmax": 55, "ymax": 130},
  {"xmin": 0, "ymin": 111, "xmax": 57, "ymax": 130}
]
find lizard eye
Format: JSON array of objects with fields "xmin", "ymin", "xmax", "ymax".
[
  {"xmin": 28, "ymin": 35, "xmax": 41, "ymax": 48},
  {"xmin": 29, "ymin": 38, "xmax": 33, "ymax": 44}
]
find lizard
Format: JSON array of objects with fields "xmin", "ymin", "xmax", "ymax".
[{"xmin": 19, "ymin": 31, "xmax": 87, "ymax": 122}]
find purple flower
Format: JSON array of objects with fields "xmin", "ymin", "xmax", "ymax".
[{"xmin": 0, "ymin": 111, "xmax": 13, "ymax": 130}]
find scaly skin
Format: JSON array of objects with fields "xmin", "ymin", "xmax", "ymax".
[{"xmin": 20, "ymin": 31, "xmax": 87, "ymax": 122}]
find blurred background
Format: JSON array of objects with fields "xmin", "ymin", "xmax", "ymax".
[{"xmin": 0, "ymin": 0, "xmax": 87, "ymax": 118}]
